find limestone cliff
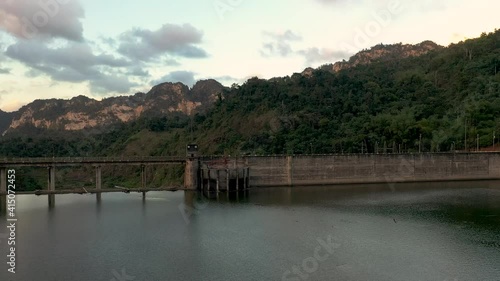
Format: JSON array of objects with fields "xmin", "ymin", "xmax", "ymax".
[{"xmin": 4, "ymin": 79, "xmax": 224, "ymax": 133}]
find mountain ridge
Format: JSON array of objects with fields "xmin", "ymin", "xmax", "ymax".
[
  {"xmin": 2, "ymin": 79, "xmax": 225, "ymax": 134},
  {"xmin": 0, "ymin": 40, "xmax": 458, "ymax": 135}
]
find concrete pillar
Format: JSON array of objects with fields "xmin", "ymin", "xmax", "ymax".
[
  {"xmin": 141, "ymin": 165, "xmax": 146, "ymax": 189},
  {"xmin": 216, "ymin": 170, "xmax": 220, "ymax": 193},
  {"xmin": 96, "ymin": 166, "xmax": 102, "ymax": 190},
  {"xmin": 226, "ymin": 169, "xmax": 230, "ymax": 192},
  {"xmin": 236, "ymin": 168, "xmax": 240, "ymax": 191},
  {"xmin": 208, "ymin": 169, "xmax": 211, "ymax": 191},
  {"xmin": 184, "ymin": 159, "xmax": 199, "ymax": 190},
  {"xmin": 244, "ymin": 167, "xmax": 249, "ymax": 189},
  {"xmin": 47, "ymin": 166, "xmax": 56, "ymax": 191},
  {"xmin": 0, "ymin": 168, "xmax": 6, "ymax": 194},
  {"xmin": 202, "ymin": 169, "xmax": 206, "ymax": 191}
]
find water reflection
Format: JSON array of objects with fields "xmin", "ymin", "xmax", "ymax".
[
  {"xmin": 201, "ymin": 190, "xmax": 250, "ymax": 202},
  {"xmin": 95, "ymin": 193, "xmax": 102, "ymax": 215},
  {"xmin": 48, "ymin": 194, "xmax": 56, "ymax": 210},
  {"xmin": 1, "ymin": 182, "xmax": 499, "ymax": 281}
]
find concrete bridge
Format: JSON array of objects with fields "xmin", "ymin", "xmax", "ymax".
[{"xmin": 0, "ymin": 156, "xmax": 187, "ymax": 194}]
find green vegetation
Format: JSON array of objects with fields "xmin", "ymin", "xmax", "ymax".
[
  {"xmin": 1, "ymin": 29, "xmax": 500, "ymax": 190},
  {"xmin": 194, "ymin": 30, "xmax": 500, "ymax": 154}
]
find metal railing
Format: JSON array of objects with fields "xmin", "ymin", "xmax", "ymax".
[{"xmin": 0, "ymin": 156, "xmax": 186, "ymax": 165}]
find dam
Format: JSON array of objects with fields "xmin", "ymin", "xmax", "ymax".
[
  {"xmin": 191, "ymin": 152, "xmax": 500, "ymax": 189},
  {"xmin": 2, "ymin": 152, "xmax": 500, "ymax": 195}
]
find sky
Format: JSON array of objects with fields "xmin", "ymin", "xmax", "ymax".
[{"xmin": 0, "ymin": 0, "xmax": 499, "ymax": 112}]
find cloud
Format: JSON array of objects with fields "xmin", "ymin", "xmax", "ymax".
[
  {"xmin": 90, "ymin": 75, "xmax": 138, "ymax": 94},
  {"xmin": 208, "ymin": 75, "xmax": 240, "ymax": 85},
  {"xmin": 127, "ymin": 66, "xmax": 150, "ymax": 77},
  {"xmin": 260, "ymin": 29, "xmax": 348, "ymax": 65},
  {"xmin": 298, "ymin": 47, "xmax": 350, "ymax": 64},
  {"xmin": 260, "ymin": 30, "xmax": 302, "ymax": 57},
  {"xmin": 118, "ymin": 24, "xmax": 208, "ymax": 62},
  {"xmin": 0, "ymin": 67, "xmax": 10, "ymax": 74},
  {"xmin": 0, "ymin": 0, "xmax": 85, "ymax": 41},
  {"xmin": 312, "ymin": 0, "xmax": 357, "ymax": 7},
  {"xmin": 5, "ymin": 40, "xmax": 136, "ymax": 93},
  {"xmin": 151, "ymin": 71, "xmax": 196, "ymax": 87}
]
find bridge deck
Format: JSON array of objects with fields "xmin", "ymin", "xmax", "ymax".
[{"xmin": 0, "ymin": 156, "xmax": 186, "ymax": 167}]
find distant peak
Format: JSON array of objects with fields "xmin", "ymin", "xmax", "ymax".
[{"xmin": 317, "ymin": 41, "xmax": 443, "ymax": 74}]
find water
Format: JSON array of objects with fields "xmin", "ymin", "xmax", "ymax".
[{"xmin": 1, "ymin": 181, "xmax": 500, "ymax": 281}]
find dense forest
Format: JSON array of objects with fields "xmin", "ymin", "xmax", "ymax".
[
  {"xmin": 1, "ymin": 29, "xmax": 499, "ymax": 190},
  {"xmin": 195, "ymin": 30, "xmax": 500, "ymax": 155}
]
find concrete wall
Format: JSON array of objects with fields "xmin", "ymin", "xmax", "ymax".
[{"xmin": 218, "ymin": 153, "xmax": 500, "ymax": 187}]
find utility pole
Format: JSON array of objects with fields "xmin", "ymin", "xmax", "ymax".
[
  {"xmin": 494, "ymin": 131, "xmax": 496, "ymax": 150},
  {"xmin": 477, "ymin": 134, "xmax": 480, "ymax": 152},
  {"xmin": 419, "ymin": 134, "xmax": 422, "ymax": 153},
  {"xmin": 464, "ymin": 118, "xmax": 467, "ymax": 152}
]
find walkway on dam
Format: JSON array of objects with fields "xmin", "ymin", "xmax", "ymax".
[{"xmin": 0, "ymin": 156, "xmax": 186, "ymax": 167}]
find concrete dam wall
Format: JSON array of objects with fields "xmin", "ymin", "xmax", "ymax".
[{"xmin": 202, "ymin": 153, "xmax": 500, "ymax": 187}]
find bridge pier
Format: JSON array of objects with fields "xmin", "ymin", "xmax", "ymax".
[
  {"xmin": 141, "ymin": 165, "xmax": 146, "ymax": 189},
  {"xmin": 47, "ymin": 166, "xmax": 56, "ymax": 191},
  {"xmin": 96, "ymin": 166, "xmax": 102, "ymax": 190},
  {"xmin": 236, "ymin": 168, "xmax": 240, "ymax": 191},
  {"xmin": 244, "ymin": 167, "xmax": 249, "ymax": 189},
  {"xmin": 184, "ymin": 159, "xmax": 199, "ymax": 190}
]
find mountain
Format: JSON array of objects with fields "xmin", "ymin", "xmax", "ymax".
[
  {"xmin": 4, "ymin": 79, "xmax": 224, "ymax": 134},
  {"xmin": 2, "ymin": 29, "xmax": 500, "ymax": 155},
  {"xmin": 306, "ymin": 41, "xmax": 443, "ymax": 75},
  {"xmin": 0, "ymin": 109, "xmax": 14, "ymax": 134},
  {"xmin": 201, "ymin": 30, "xmax": 500, "ymax": 155},
  {"xmin": 3, "ymin": 29, "xmax": 500, "ymax": 190}
]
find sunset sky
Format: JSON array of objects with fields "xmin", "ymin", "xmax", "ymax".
[{"xmin": 0, "ymin": 0, "xmax": 499, "ymax": 111}]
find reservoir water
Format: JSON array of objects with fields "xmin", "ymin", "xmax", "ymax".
[{"xmin": 1, "ymin": 181, "xmax": 499, "ymax": 281}]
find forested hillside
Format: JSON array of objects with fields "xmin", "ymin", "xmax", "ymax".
[
  {"xmin": 1, "ymin": 30, "xmax": 499, "ymax": 190},
  {"xmin": 196, "ymin": 30, "xmax": 500, "ymax": 154}
]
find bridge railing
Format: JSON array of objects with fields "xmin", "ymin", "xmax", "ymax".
[{"xmin": 0, "ymin": 156, "xmax": 186, "ymax": 164}]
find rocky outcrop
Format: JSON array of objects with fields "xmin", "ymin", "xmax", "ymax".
[
  {"xmin": 323, "ymin": 41, "xmax": 442, "ymax": 73},
  {"xmin": 4, "ymin": 80, "xmax": 225, "ymax": 133}
]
